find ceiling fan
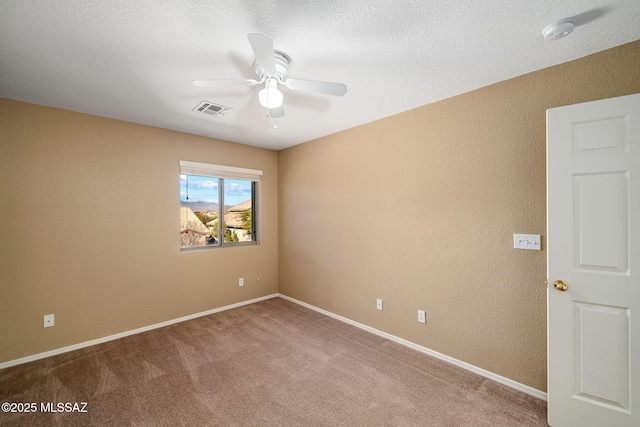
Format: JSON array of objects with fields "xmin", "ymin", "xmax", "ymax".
[{"xmin": 193, "ymin": 33, "xmax": 347, "ymax": 118}]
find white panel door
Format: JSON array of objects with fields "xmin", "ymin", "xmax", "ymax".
[{"xmin": 547, "ymin": 93, "xmax": 640, "ymax": 426}]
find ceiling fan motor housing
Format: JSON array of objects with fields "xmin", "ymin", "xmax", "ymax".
[{"xmin": 254, "ymin": 50, "xmax": 291, "ymax": 81}]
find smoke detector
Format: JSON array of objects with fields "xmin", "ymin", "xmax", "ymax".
[{"xmin": 543, "ymin": 19, "xmax": 575, "ymax": 40}]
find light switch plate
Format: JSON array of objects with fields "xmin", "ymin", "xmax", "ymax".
[{"xmin": 514, "ymin": 234, "xmax": 541, "ymax": 250}]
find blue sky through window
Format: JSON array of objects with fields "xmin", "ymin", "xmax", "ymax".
[{"xmin": 180, "ymin": 175, "xmax": 251, "ymax": 207}]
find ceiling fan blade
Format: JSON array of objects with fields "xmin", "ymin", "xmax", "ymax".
[
  {"xmin": 193, "ymin": 79, "xmax": 258, "ymax": 87},
  {"xmin": 247, "ymin": 33, "xmax": 276, "ymax": 75},
  {"xmin": 268, "ymin": 105, "xmax": 285, "ymax": 118},
  {"xmin": 284, "ymin": 79, "xmax": 347, "ymax": 96}
]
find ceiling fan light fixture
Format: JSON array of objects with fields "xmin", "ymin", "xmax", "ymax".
[
  {"xmin": 543, "ymin": 19, "xmax": 575, "ymax": 40},
  {"xmin": 258, "ymin": 79, "xmax": 283, "ymax": 108},
  {"xmin": 194, "ymin": 34, "xmax": 347, "ymax": 118}
]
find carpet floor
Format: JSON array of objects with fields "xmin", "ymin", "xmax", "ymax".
[{"xmin": 0, "ymin": 297, "xmax": 548, "ymax": 426}]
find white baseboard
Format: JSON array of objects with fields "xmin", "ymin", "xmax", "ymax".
[
  {"xmin": 0, "ymin": 294, "xmax": 279, "ymax": 370},
  {"xmin": 1, "ymin": 292, "xmax": 548, "ymax": 402},
  {"xmin": 278, "ymin": 293, "xmax": 548, "ymax": 401}
]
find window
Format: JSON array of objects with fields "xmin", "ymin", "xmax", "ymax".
[{"xmin": 179, "ymin": 161, "xmax": 261, "ymax": 250}]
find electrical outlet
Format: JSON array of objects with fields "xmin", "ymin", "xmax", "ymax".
[
  {"xmin": 239, "ymin": 278, "xmax": 244, "ymax": 287},
  {"xmin": 418, "ymin": 310, "xmax": 426, "ymax": 324},
  {"xmin": 376, "ymin": 299, "xmax": 383, "ymax": 310},
  {"xmin": 44, "ymin": 314, "xmax": 54, "ymax": 328}
]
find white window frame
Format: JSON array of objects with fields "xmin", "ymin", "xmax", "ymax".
[{"xmin": 180, "ymin": 161, "xmax": 262, "ymax": 251}]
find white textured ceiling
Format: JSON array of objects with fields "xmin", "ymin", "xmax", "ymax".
[{"xmin": 1, "ymin": 1, "xmax": 639, "ymax": 150}]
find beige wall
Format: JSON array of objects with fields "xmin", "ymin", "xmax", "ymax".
[
  {"xmin": 278, "ymin": 40, "xmax": 640, "ymax": 392},
  {"xmin": 2, "ymin": 41, "xmax": 639, "ymax": 391},
  {"xmin": 0, "ymin": 100, "xmax": 278, "ymax": 362}
]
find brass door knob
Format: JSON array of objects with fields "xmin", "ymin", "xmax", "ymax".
[{"xmin": 553, "ymin": 280, "xmax": 568, "ymax": 292}]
